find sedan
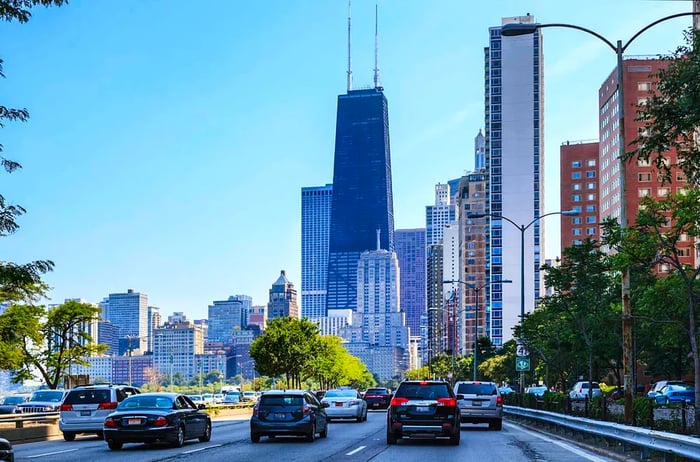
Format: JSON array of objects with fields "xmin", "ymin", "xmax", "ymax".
[
  {"xmin": 0, "ymin": 438, "xmax": 13, "ymax": 462},
  {"xmin": 654, "ymin": 384, "xmax": 695, "ymax": 406},
  {"xmin": 321, "ymin": 388, "xmax": 368, "ymax": 422},
  {"xmin": 103, "ymin": 393, "xmax": 211, "ymax": 450}
]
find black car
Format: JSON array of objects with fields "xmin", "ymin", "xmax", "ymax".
[
  {"xmin": 386, "ymin": 380, "xmax": 462, "ymax": 445},
  {"xmin": 0, "ymin": 438, "xmax": 13, "ymax": 462},
  {"xmin": 250, "ymin": 390, "xmax": 329, "ymax": 442},
  {"xmin": 364, "ymin": 388, "xmax": 392, "ymax": 410},
  {"xmin": 103, "ymin": 393, "xmax": 211, "ymax": 450},
  {"xmin": 0, "ymin": 395, "xmax": 29, "ymax": 414}
]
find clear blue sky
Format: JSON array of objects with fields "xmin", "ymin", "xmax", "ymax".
[{"xmin": 0, "ymin": 0, "xmax": 692, "ymax": 319}]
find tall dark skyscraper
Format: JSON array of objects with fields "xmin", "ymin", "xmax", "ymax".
[{"xmin": 326, "ymin": 87, "xmax": 395, "ymax": 312}]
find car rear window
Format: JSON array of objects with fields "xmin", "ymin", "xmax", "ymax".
[
  {"xmin": 260, "ymin": 395, "xmax": 304, "ymax": 407},
  {"xmin": 325, "ymin": 390, "xmax": 357, "ymax": 398},
  {"xmin": 64, "ymin": 389, "xmax": 111, "ymax": 404},
  {"xmin": 365, "ymin": 389, "xmax": 388, "ymax": 395},
  {"xmin": 119, "ymin": 396, "xmax": 172, "ymax": 409},
  {"xmin": 456, "ymin": 383, "xmax": 497, "ymax": 395},
  {"xmin": 395, "ymin": 383, "xmax": 451, "ymax": 399}
]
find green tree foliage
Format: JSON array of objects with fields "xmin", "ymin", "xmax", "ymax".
[
  {"xmin": 0, "ymin": 1, "xmax": 66, "ymax": 303},
  {"xmin": 628, "ymin": 30, "xmax": 700, "ymax": 187},
  {"xmin": 479, "ymin": 340, "xmax": 517, "ymax": 386},
  {"xmin": 0, "ymin": 300, "xmax": 106, "ymax": 388}
]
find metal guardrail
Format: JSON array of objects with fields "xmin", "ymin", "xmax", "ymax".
[
  {"xmin": 505, "ymin": 405, "xmax": 700, "ymax": 461},
  {"xmin": 0, "ymin": 412, "xmax": 59, "ymax": 428}
]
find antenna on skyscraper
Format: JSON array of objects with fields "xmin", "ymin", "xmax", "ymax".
[
  {"xmin": 373, "ymin": 4, "xmax": 381, "ymax": 89},
  {"xmin": 376, "ymin": 228, "xmax": 381, "ymax": 250},
  {"xmin": 347, "ymin": 0, "xmax": 353, "ymax": 92}
]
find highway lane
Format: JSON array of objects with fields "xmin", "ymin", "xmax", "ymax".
[{"xmin": 12, "ymin": 410, "xmax": 618, "ymax": 462}]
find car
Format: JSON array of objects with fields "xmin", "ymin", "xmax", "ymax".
[
  {"xmin": 250, "ymin": 389, "xmax": 329, "ymax": 442},
  {"xmin": 498, "ymin": 386, "xmax": 515, "ymax": 395},
  {"xmin": 568, "ymin": 381, "xmax": 601, "ymax": 401},
  {"xmin": 213, "ymin": 393, "xmax": 224, "ymax": 404},
  {"xmin": 17, "ymin": 389, "xmax": 68, "ymax": 414},
  {"xmin": 647, "ymin": 380, "xmax": 688, "ymax": 398},
  {"xmin": 222, "ymin": 392, "xmax": 240, "ymax": 404},
  {"xmin": 103, "ymin": 392, "xmax": 212, "ymax": 450},
  {"xmin": 363, "ymin": 387, "xmax": 392, "ymax": 410},
  {"xmin": 0, "ymin": 438, "xmax": 13, "ymax": 462},
  {"xmin": 386, "ymin": 379, "xmax": 461, "ymax": 445},
  {"xmin": 201, "ymin": 393, "xmax": 214, "ymax": 405},
  {"xmin": 59, "ymin": 384, "xmax": 141, "ymax": 441},
  {"xmin": 453, "ymin": 381, "xmax": 503, "ymax": 430},
  {"xmin": 321, "ymin": 388, "xmax": 368, "ymax": 421},
  {"xmin": 654, "ymin": 384, "xmax": 695, "ymax": 406},
  {"xmin": 524, "ymin": 386, "xmax": 549, "ymax": 397},
  {"xmin": 186, "ymin": 395, "xmax": 206, "ymax": 406},
  {"xmin": 0, "ymin": 395, "xmax": 30, "ymax": 414},
  {"xmin": 241, "ymin": 390, "xmax": 258, "ymax": 402}
]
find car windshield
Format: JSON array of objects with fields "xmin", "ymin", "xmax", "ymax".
[
  {"xmin": 260, "ymin": 395, "xmax": 303, "ymax": 407},
  {"xmin": 396, "ymin": 383, "xmax": 451, "ymax": 399},
  {"xmin": 1, "ymin": 396, "xmax": 25, "ymax": 405},
  {"xmin": 456, "ymin": 383, "xmax": 497, "ymax": 395},
  {"xmin": 30, "ymin": 391, "xmax": 64, "ymax": 402},
  {"xmin": 118, "ymin": 396, "xmax": 173, "ymax": 409},
  {"xmin": 324, "ymin": 390, "xmax": 357, "ymax": 398}
]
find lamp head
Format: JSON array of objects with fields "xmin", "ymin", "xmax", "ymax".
[
  {"xmin": 467, "ymin": 212, "xmax": 487, "ymax": 219},
  {"xmin": 561, "ymin": 210, "xmax": 579, "ymax": 216},
  {"xmin": 501, "ymin": 23, "xmax": 539, "ymax": 37}
]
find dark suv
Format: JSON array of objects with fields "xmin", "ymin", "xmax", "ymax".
[
  {"xmin": 386, "ymin": 380, "xmax": 461, "ymax": 445},
  {"xmin": 250, "ymin": 390, "xmax": 329, "ymax": 442},
  {"xmin": 364, "ymin": 388, "xmax": 392, "ymax": 410}
]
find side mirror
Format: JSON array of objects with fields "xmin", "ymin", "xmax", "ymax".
[
  {"xmin": 197, "ymin": 404, "xmax": 206, "ymax": 410},
  {"xmin": 321, "ymin": 402, "xmax": 330, "ymax": 408},
  {"xmin": 455, "ymin": 394, "xmax": 464, "ymax": 400}
]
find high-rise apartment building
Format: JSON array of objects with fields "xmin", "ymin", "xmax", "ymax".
[
  {"xmin": 153, "ymin": 321, "xmax": 205, "ymax": 381},
  {"xmin": 326, "ymin": 87, "xmax": 395, "ymax": 313},
  {"xmin": 267, "ymin": 270, "xmax": 299, "ymax": 320},
  {"xmin": 426, "ymin": 183, "xmax": 456, "ymax": 246},
  {"xmin": 426, "ymin": 243, "xmax": 445, "ymax": 363},
  {"xmin": 484, "ymin": 15, "xmax": 544, "ymax": 345},
  {"xmin": 301, "ymin": 184, "xmax": 333, "ymax": 319},
  {"xmin": 104, "ymin": 289, "xmax": 149, "ymax": 352},
  {"xmin": 394, "ymin": 228, "xmax": 426, "ymax": 337},
  {"xmin": 560, "ymin": 141, "xmax": 600, "ymax": 250}
]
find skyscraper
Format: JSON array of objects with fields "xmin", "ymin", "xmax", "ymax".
[
  {"xmin": 484, "ymin": 15, "xmax": 544, "ymax": 345},
  {"xmin": 301, "ymin": 184, "xmax": 333, "ymax": 319},
  {"xmin": 208, "ymin": 295, "xmax": 249, "ymax": 344},
  {"xmin": 104, "ymin": 289, "xmax": 149, "ymax": 352},
  {"xmin": 267, "ymin": 270, "xmax": 299, "ymax": 320},
  {"xmin": 425, "ymin": 183, "xmax": 455, "ymax": 246},
  {"xmin": 394, "ymin": 228, "xmax": 426, "ymax": 337}
]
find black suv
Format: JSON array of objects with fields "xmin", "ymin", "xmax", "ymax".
[
  {"xmin": 386, "ymin": 380, "xmax": 461, "ymax": 445},
  {"xmin": 364, "ymin": 387, "xmax": 392, "ymax": 410}
]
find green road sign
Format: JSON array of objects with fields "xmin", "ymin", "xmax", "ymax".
[{"xmin": 516, "ymin": 357, "xmax": 530, "ymax": 372}]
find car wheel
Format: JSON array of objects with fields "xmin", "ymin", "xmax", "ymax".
[
  {"xmin": 386, "ymin": 427, "xmax": 397, "ymax": 445},
  {"xmin": 490, "ymin": 419, "xmax": 503, "ymax": 431},
  {"xmin": 449, "ymin": 429, "xmax": 460, "ymax": 445},
  {"xmin": 250, "ymin": 431, "xmax": 260, "ymax": 443},
  {"xmin": 107, "ymin": 440, "xmax": 123, "ymax": 450},
  {"xmin": 319, "ymin": 422, "xmax": 328, "ymax": 438},
  {"xmin": 62, "ymin": 432, "xmax": 76, "ymax": 442},
  {"xmin": 356, "ymin": 414, "xmax": 362, "ymax": 422},
  {"xmin": 199, "ymin": 421, "xmax": 212, "ymax": 442},
  {"xmin": 172, "ymin": 424, "xmax": 185, "ymax": 448},
  {"xmin": 306, "ymin": 423, "xmax": 316, "ymax": 442}
]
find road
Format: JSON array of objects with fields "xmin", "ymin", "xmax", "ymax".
[{"xmin": 12, "ymin": 411, "xmax": 617, "ymax": 462}]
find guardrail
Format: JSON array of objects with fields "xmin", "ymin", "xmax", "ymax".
[
  {"xmin": 505, "ymin": 405, "xmax": 700, "ymax": 461},
  {"xmin": 0, "ymin": 412, "xmax": 58, "ymax": 428}
]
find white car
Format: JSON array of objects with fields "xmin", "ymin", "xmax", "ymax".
[
  {"xmin": 321, "ymin": 388, "xmax": 367, "ymax": 422},
  {"xmin": 568, "ymin": 381, "xmax": 601, "ymax": 401},
  {"xmin": 186, "ymin": 394, "xmax": 206, "ymax": 406},
  {"xmin": 213, "ymin": 393, "xmax": 224, "ymax": 404},
  {"xmin": 241, "ymin": 391, "xmax": 257, "ymax": 402}
]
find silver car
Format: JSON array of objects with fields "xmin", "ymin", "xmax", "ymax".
[
  {"xmin": 321, "ymin": 388, "xmax": 367, "ymax": 422},
  {"xmin": 453, "ymin": 381, "xmax": 503, "ymax": 430},
  {"xmin": 568, "ymin": 381, "xmax": 601, "ymax": 401}
]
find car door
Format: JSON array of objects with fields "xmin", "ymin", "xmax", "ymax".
[
  {"xmin": 178, "ymin": 395, "xmax": 205, "ymax": 436},
  {"xmin": 305, "ymin": 393, "xmax": 327, "ymax": 431}
]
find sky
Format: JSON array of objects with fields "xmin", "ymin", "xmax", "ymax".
[{"xmin": 0, "ymin": 0, "xmax": 694, "ymax": 319}]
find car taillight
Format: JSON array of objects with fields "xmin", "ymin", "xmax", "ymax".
[
  {"xmin": 153, "ymin": 416, "xmax": 168, "ymax": 426},
  {"xmin": 496, "ymin": 396, "xmax": 503, "ymax": 406},
  {"xmin": 60, "ymin": 404, "xmax": 73, "ymax": 411},
  {"xmin": 303, "ymin": 405, "xmax": 311, "ymax": 415},
  {"xmin": 436, "ymin": 398, "xmax": 457, "ymax": 407},
  {"xmin": 104, "ymin": 418, "xmax": 117, "ymax": 428},
  {"xmin": 98, "ymin": 402, "xmax": 118, "ymax": 410},
  {"xmin": 253, "ymin": 406, "xmax": 259, "ymax": 417},
  {"xmin": 390, "ymin": 397, "xmax": 409, "ymax": 407}
]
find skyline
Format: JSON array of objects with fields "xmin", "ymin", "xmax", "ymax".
[{"xmin": 0, "ymin": 0, "xmax": 693, "ymax": 319}]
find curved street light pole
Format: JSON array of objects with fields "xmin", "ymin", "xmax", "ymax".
[{"xmin": 501, "ymin": 9, "xmax": 699, "ymax": 424}]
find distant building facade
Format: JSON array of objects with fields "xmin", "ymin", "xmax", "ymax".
[{"xmin": 301, "ymin": 184, "xmax": 333, "ymax": 319}]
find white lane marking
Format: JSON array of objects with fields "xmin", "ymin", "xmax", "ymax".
[
  {"xmin": 346, "ymin": 445, "xmax": 366, "ymax": 456},
  {"xmin": 181, "ymin": 444, "xmax": 222, "ymax": 454},
  {"xmin": 506, "ymin": 422, "xmax": 611, "ymax": 462},
  {"xmin": 26, "ymin": 449, "xmax": 80, "ymax": 459}
]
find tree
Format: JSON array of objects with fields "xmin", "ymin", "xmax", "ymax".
[
  {"xmin": 628, "ymin": 30, "xmax": 700, "ymax": 187},
  {"xmin": 0, "ymin": 300, "xmax": 106, "ymax": 388},
  {"xmin": 1, "ymin": 1, "xmax": 67, "ymax": 303}
]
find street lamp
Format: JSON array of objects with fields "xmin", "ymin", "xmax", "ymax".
[
  {"xmin": 501, "ymin": 9, "xmax": 698, "ymax": 422},
  {"xmin": 467, "ymin": 210, "xmax": 578, "ymax": 391}
]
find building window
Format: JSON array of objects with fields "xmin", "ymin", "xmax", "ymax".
[
  {"xmin": 586, "ymin": 159, "xmax": 596, "ymax": 167},
  {"xmin": 572, "ymin": 184, "xmax": 582, "ymax": 191},
  {"xmin": 571, "ymin": 161, "xmax": 581, "ymax": 168},
  {"xmin": 586, "ymin": 171, "xmax": 596, "ymax": 178},
  {"xmin": 638, "ymin": 82, "xmax": 652, "ymax": 91},
  {"xmin": 572, "ymin": 217, "xmax": 582, "ymax": 224},
  {"xmin": 638, "ymin": 173, "xmax": 652, "ymax": 182},
  {"xmin": 657, "ymin": 187, "xmax": 670, "ymax": 197},
  {"xmin": 572, "ymin": 194, "xmax": 581, "ymax": 202},
  {"xmin": 586, "ymin": 228, "xmax": 596, "ymax": 235},
  {"xmin": 586, "ymin": 193, "xmax": 596, "ymax": 201},
  {"xmin": 572, "ymin": 172, "xmax": 582, "ymax": 180},
  {"xmin": 586, "ymin": 182, "xmax": 596, "ymax": 190},
  {"xmin": 572, "ymin": 229, "xmax": 582, "ymax": 236},
  {"xmin": 586, "ymin": 205, "xmax": 596, "ymax": 212},
  {"xmin": 638, "ymin": 158, "xmax": 651, "ymax": 167},
  {"xmin": 586, "ymin": 216, "xmax": 597, "ymax": 224}
]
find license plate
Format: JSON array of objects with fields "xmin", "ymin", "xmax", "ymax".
[
  {"xmin": 335, "ymin": 402, "xmax": 343, "ymax": 407},
  {"xmin": 414, "ymin": 406, "xmax": 429, "ymax": 413},
  {"xmin": 472, "ymin": 401, "xmax": 482, "ymax": 406},
  {"xmin": 127, "ymin": 419, "xmax": 141, "ymax": 425},
  {"xmin": 80, "ymin": 410, "xmax": 91, "ymax": 416},
  {"xmin": 274, "ymin": 413, "xmax": 285, "ymax": 420}
]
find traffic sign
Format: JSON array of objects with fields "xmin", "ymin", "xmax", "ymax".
[
  {"xmin": 516, "ymin": 357, "xmax": 530, "ymax": 372},
  {"xmin": 516, "ymin": 344, "xmax": 529, "ymax": 357}
]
